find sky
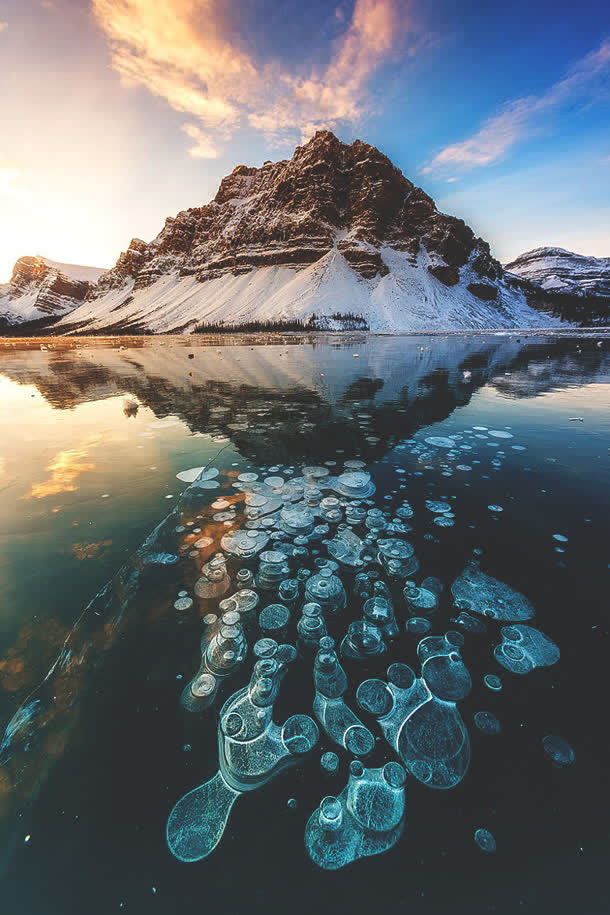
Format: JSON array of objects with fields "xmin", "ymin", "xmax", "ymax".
[{"xmin": 0, "ymin": 0, "xmax": 609, "ymax": 282}]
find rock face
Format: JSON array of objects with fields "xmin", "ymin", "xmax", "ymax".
[
  {"xmin": 505, "ymin": 247, "xmax": 610, "ymax": 298},
  {"xmin": 92, "ymin": 131, "xmax": 503, "ymax": 296},
  {"xmin": 0, "ymin": 257, "xmax": 103, "ymax": 326},
  {"xmin": 59, "ymin": 131, "xmax": 557, "ymax": 333}
]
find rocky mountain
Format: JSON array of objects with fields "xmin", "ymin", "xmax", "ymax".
[
  {"xmin": 53, "ymin": 131, "xmax": 559, "ymax": 334},
  {"xmin": 0, "ymin": 257, "xmax": 104, "ymax": 327},
  {"xmin": 505, "ymin": 247, "xmax": 610, "ymax": 297}
]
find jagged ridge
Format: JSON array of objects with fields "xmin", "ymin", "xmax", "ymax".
[{"xmin": 506, "ymin": 247, "xmax": 610, "ymax": 297}]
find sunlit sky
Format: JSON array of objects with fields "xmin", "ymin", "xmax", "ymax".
[{"xmin": 0, "ymin": 0, "xmax": 609, "ymax": 282}]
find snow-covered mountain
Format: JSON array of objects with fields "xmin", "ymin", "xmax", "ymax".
[
  {"xmin": 505, "ymin": 247, "xmax": 610, "ymax": 297},
  {"xmin": 0, "ymin": 256, "xmax": 104, "ymax": 326},
  {"xmin": 53, "ymin": 131, "xmax": 559, "ymax": 334}
]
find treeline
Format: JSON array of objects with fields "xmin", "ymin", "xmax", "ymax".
[
  {"xmin": 530, "ymin": 291, "xmax": 610, "ymax": 326},
  {"xmin": 193, "ymin": 312, "xmax": 370, "ymax": 333},
  {"xmin": 0, "ymin": 315, "xmax": 63, "ymax": 337}
]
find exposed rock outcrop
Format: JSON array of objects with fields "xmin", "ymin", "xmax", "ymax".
[{"xmin": 0, "ymin": 257, "xmax": 103, "ymax": 327}]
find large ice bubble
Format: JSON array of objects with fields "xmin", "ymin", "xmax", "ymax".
[{"xmin": 451, "ymin": 562, "xmax": 535, "ymax": 621}]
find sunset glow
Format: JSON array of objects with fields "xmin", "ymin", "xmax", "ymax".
[{"xmin": 0, "ymin": 0, "xmax": 608, "ymax": 282}]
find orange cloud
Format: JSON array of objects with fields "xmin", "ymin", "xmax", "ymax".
[
  {"xmin": 24, "ymin": 448, "xmax": 95, "ymax": 499},
  {"xmin": 92, "ymin": 0, "xmax": 425, "ymax": 154},
  {"xmin": 181, "ymin": 123, "xmax": 222, "ymax": 159}
]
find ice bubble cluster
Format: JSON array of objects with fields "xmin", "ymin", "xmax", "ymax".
[
  {"xmin": 494, "ymin": 625, "xmax": 560, "ymax": 674},
  {"xmin": 305, "ymin": 760, "xmax": 406, "ymax": 869},
  {"xmin": 164, "ymin": 452, "xmax": 566, "ymax": 870}
]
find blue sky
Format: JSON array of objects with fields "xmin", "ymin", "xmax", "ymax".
[{"xmin": 0, "ymin": 0, "xmax": 608, "ymax": 281}]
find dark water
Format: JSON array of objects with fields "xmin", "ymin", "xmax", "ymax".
[{"xmin": 0, "ymin": 332, "xmax": 609, "ymax": 914}]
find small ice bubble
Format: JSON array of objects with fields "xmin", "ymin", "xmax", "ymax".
[
  {"xmin": 474, "ymin": 710, "xmax": 502, "ymax": 735},
  {"xmin": 543, "ymin": 735, "xmax": 575, "ymax": 767},
  {"xmin": 488, "ymin": 505, "xmax": 503, "ymax": 512},
  {"xmin": 553, "ymin": 534, "xmax": 568, "ymax": 543},
  {"xmin": 174, "ymin": 597, "xmax": 194, "ymax": 611},
  {"xmin": 484, "ymin": 674, "xmax": 502, "ymax": 691},
  {"xmin": 474, "ymin": 828, "xmax": 496, "ymax": 853}
]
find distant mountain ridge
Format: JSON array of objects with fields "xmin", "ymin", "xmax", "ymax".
[
  {"xmin": 0, "ymin": 256, "xmax": 104, "ymax": 327},
  {"xmin": 505, "ymin": 247, "xmax": 610, "ymax": 297}
]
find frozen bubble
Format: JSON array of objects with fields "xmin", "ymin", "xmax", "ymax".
[
  {"xmin": 332, "ymin": 470, "xmax": 376, "ymax": 499},
  {"xmin": 488, "ymin": 430, "xmax": 514, "ymax": 439},
  {"xmin": 193, "ymin": 537, "xmax": 213, "ymax": 550},
  {"xmin": 434, "ymin": 515, "xmax": 454, "ymax": 528},
  {"xmin": 451, "ymin": 564, "xmax": 535, "ymax": 622},
  {"xmin": 494, "ymin": 624, "xmax": 560, "ymax": 674},
  {"xmin": 303, "ymin": 466, "xmax": 330, "ymax": 481},
  {"xmin": 320, "ymin": 751, "xmax": 340, "ymax": 775},
  {"xmin": 403, "ymin": 584, "xmax": 439, "ymax": 613},
  {"xmin": 421, "ymin": 651, "xmax": 472, "ymax": 702},
  {"xmin": 474, "ymin": 828, "xmax": 496, "ymax": 853},
  {"xmin": 305, "ymin": 762, "xmax": 406, "ymax": 870},
  {"xmin": 221, "ymin": 529, "xmax": 269, "ymax": 558},
  {"xmin": 488, "ymin": 505, "xmax": 503, "ymax": 513},
  {"xmin": 456, "ymin": 465, "xmax": 472, "ymax": 472},
  {"xmin": 484, "ymin": 674, "xmax": 503, "ymax": 691},
  {"xmin": 453, "ymin": 611, "xmax": 486, "ymax": 634},
  {"xmin": 259, "ymin": 603, "xmax": 291, "ymax": 633},
  {"xmin": 177, "ymin": 467, "xmax": 220, "ymax": 484},
  {"xmin": 473, "ymin": 426, "xmax": 488, "ymax": 432},
  {"xmin": 174, "ymin": 597, "xmax": 194, "ymax": 611},
  {"xmin": 425, "ymin": 501, "xmax": 451, "ymax": 514},
  {"xmin": 474, "ymin": 710, "xmax": 501, "ymax": 735},
  {"xmin": 553, "ymin": 534, "xmax": 568, "ymax": 543},
  {"xmin": 245, "ymin": 493, "xmax": 268, "ymax": 507},
  {"xmin": 238, "ymin": 472, "xmax": 259, "ymax": 482},
  {"xmin": 425, "ymin": 437, "xmax": 457, "ymax": 449},
  {"xmin": 542, "ymin": 735, "xmax": 575, "ymax": 767},
  {"xmin": 264, "ymin": 476, "xmax": 285, "ymax": 488},
  {"xmin": 406, "ymin": 617, "xmax": 432, "ymax": 636}
]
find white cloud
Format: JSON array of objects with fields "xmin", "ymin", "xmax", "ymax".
[{"xmin": 424, "ymin": 38, "xmax": 610, "ymax": 175}]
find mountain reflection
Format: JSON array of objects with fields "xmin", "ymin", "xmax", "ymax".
[{"xmin": 0, "ymin": 334, "xmax": 608, "ymax": 461}]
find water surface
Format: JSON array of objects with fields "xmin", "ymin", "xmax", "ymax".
[{"xmin": 0, "ymin": 332, "xmax": 608, "ymax": 914}]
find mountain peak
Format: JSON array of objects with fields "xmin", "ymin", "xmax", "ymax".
[{"xmin": 4, "ymin": 133, "xmax": 566, "ymax": 334}]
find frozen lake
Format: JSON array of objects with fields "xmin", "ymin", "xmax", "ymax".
[{"xmin": 0, "ymin": 332, "xmax": 608, "ymax": 914}]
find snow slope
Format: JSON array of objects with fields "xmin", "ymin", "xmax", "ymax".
[
  {"xmin": 505, "ymin": 247, "xmax": 610, "ymax": 297},
  {"xmin": 59, "ymin": 247, "xmax": 560, "ymax": 334},
  {"xmin": 0, "ymin": 257, "xmax": 104, "ymax": 325},
  {"xmin": 40, "ymin": 258, "xmax": 105, "ymax": 284}
]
